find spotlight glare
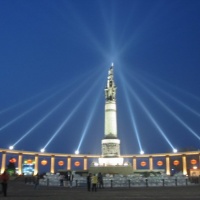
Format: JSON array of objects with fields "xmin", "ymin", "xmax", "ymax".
[
  {"xmin": 9, "ymin": 146, "xmax": 14, "ymax": 150},
  {"xmin": 173, "ymin": 148, "xmax": 177, "ymax": 153},
  {"xmin": 75, "ymin": 150, "xmax": 79, "ymax": 154},
  {"xmin": 140, "ymin": 150, "xmax": 144, "ymax": 154},
  {"xmin": 124, "ymin": 162, "xmax": 129, "ymax": 166},
  {"xmin": 40, "ymin": 148, "xmax": 45, "ymax": 153}
]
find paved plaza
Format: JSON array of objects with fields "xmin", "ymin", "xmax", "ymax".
[{"xmin": 1, "ymin": 180, "xmax": 200, "ymax": 200}]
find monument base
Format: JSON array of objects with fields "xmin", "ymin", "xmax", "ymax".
[
  {"xmin": 98, "ymin": 157, "xmax": 124, "ymax": 166},
  {"xmin": 89, "ymin": 165, "xmax": 133, "ymax": 175}
]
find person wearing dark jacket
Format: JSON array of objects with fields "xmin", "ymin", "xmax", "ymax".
[
  {"xmin": 87, "ymin": 173, "xmax": 92, "ymax": 191},
  {"xmin": 0, "ymin": 170, "xmax": 9, "ymax": 197}
]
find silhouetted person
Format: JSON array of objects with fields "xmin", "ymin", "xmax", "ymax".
[
  {"xmin": 34, "ymin": 173, "xmax": 40, "ymax": 189},
  {"xmin": 68, "ymin": 172, "xmax": 74, "ymax": 188},
  {"xmin": 87, "ymin": 173, "xmax": 92, "ymax": 191},
  {"xmin": 0, "ymin": 170, "xmax": 9, "ymax": 197},
  {"xmin": 98, "ymin": 172, "xmax": 104, "ymax": 188}
]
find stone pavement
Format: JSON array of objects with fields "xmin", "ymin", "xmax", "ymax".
[{"xmin": 1, "ymin": 180, "xmax": 200, "ymax": 200}]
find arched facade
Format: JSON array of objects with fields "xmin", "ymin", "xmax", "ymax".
[{"xmin": 1, "ymin": 148, "xmax": 199, "ymax": 175}]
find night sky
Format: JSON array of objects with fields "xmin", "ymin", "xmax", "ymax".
[{"xmin": 0, "ymin": 0, "xmax": 200, "ymax": 155}]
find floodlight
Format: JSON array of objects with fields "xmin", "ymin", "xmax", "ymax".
[
  {"xmin": 40, "ymin": 148, "xmax": 45, "ymax": 153},
  {"xmin": 140, "ymin": 150, "xmax": 144, "ymax": 154},
  {"xmin": 75, "ymin": 150, "xmax": 79, "ymax": 154},
  {"xmin": 9, "ymin": 146, "xmax": 14, "ymax": 150},
  {"xmin": 173, "ymin": 149, "xmax": 177, "ymax": 153}
]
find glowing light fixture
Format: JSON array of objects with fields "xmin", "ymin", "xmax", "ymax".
[
  {"xmin": 191, "ymin": 159, "xmax": 197, "ymax": 165},
  {"xmin": 75, "ymin": 150, "xmax": 79, "ymax": 154},
  {"xmin": 173, "ymin": 160, "xmax": 180, "ymax": 166},
  {"xmin": 74, "ymin": 161, "xmax": 80, "ymax": 167},
  {"xmin": 58, "ymin": 161, "xmax": 64, "ymax": 166},
  {"xmin": 157, "ymin": 161, "xmax": 163, "ymax": 166},
  {"xmin": 140, "ymin": 150, "xmax": 144, "ymax": 155},
  {"xmin": 140, "ymin": 161, "xmax": 147, "ymax": 167},
  {"xmin": 9, "ymin": 145, "xmax": 14, "ymax": 150},
  {"xmin": 40, "ymin": 148, "xmax": 45, "ymax": 153},
  {"xmin": 124, "ymin": 162, "xmax": 129, "ymax": 166},
  {"xmin": 41, "ymin": 160, "xmax": 48, "ymax": 165},
  {"xmin": 173, "ymin": 148, "xmax": 177, "ymax": 153}
]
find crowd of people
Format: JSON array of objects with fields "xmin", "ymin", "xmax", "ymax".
[
  {"xmin": 87, "ymin": 172, "xmax": 104, "ymax": 192},
  {"xmin": 0, "ymin": 169, "xmax": 104, "ymax": 197}
]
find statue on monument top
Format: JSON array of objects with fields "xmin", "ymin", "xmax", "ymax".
[{"xmin": 105, "ymin": 64, "xmax": 117, "ymax": 102}]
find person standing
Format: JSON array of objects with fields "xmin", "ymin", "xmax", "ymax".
[
  {"xmin": 34, "ymin": 173, "xmax": 40, "ymax": 189},
  {"xmin": 0, "ymin": 170, "xmax": 9, "ymax": 197},
  {"xmin": 69, "ymin": 172, "xmax": 74, "ymax": 188},
  {"xmin": 87, "ymin": 173, "xmax": 92, "ymax": 191},
  {"xmin": 91, "ymin": 174, "xmax": 98, "ymax": 192},
  {"xmin": 98, "ymin": 172, "xmax": 104, "ymax": 188}
]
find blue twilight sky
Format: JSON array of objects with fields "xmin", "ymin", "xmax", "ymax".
[{"xmin": 0, "ymin": 0, "xmax": 200, "ymax": 155}]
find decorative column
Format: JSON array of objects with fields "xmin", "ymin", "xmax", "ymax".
[
  {"xmin": 1, "ymin": 152, "xmax": 6, "ymax": 173},
  {"xmin": 50, "ymin": 155, "xmax": 55, "ymax": 174},
  {"xmin": 166, "ymin": 155, "xmax": 170, "ymax": 175},
  {"xmin": 34, "ymin": 154, "xmax": 39, "ymax": 175},
  {"xmin": 182, "ymin": 154, "xmax": 187, "ymax": 175},
  {"xmin": 18, "ymin": 153, "xmax": 23, "ymax": 175},
  {"xmin": 67, "ymin": 156, "xmax": 71, "ymax": 171},
  {"xmin": 132, "ymin": 157, "xmax": 137, "ymax": 170},
  {"xmin": 199, "ymin": 153, "xmax": 200, "ymax": 166},
  {"xmin": 83, "ymin": 157, "xmax": 88, "ymax": 170},
  {"xmin": 149, "ymin": 156, "xmax": 153, "ymax": 171}
]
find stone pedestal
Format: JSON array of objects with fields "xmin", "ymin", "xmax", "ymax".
[
  {"xmin": 89, "ymin": 165, "xmax": 132, "ymax": 175},
  {"xmin": 101, "ymin": 139, "xmax": 120, "ymax": 157},
  {"xmin": 99, "ymin": 157, "xmax": 124, "ymax": 166}
]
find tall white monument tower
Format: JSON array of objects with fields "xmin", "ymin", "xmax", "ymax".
[{"xmin": 99, "ymin": 63, "xmax": 124, "ymax": 166}]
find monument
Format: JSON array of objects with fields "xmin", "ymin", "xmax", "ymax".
[
  {"xmin": 99, "ymin": 63, "xmax": 124, "ymax": 166},
  {"xmin": 89, "ymin": 63, "xmax": 132, "ymax": 175}
]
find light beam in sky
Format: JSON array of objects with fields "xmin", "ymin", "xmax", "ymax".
[
  {"xmin": 119, "ymin": 73, "xmax": 144, "ymax": 154},
  {"xmin": 135, "ymin": 73, "xmax": 200, "ymax": 117},
  {"xmin": 137, "ymin": 70, "xmax": 200, "ymax": 102},
  {"xmin": 0, "ymin": 90, "xmax": 61, "ymax": 133},
  {"xmin": 0, "ymin": 68, "xmax": 101, "ymax": 135},
  {"xmin": 41, "ymin": 69, "xmax": 106, "ymax": 151},
  {"xmin": 134, "ymin": 78, "xmax": 200, "ymax": 141},
  {"xmin": 125, "ymin": 80, "xmax": 176, "ymax": 151},
  {"xmin": 0, "ymin": 86, "xmax": 58, "ymax": 115},
  {"xmin": 76, "ymin": 83, "xmax": 103, "ymax": 152},
  {"xmin": 9, "ymin": 73, "xmax": 93, "ymax": 148}
]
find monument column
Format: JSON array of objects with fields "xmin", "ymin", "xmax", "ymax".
[
  {"xmin": 83, "ymin": 157, "xmax": 88, "ymax": 170},
  {"xmin": 67, "ymin": 156, "xmax": 71, "ymax": 170},
  {"xmin": 18, "ymin": 153, "xmax": 23, "ymax": 175},
  {"xmin": 166, "ymin": 155, "xmax": 170, "ymax": 175},
  {"xmin": 99, "ymin": 64, "xmax": 124, "ymax": 166},
  {"xmin": 182, "ymin": 154, "xmax": 187, "ymax": 175},
  {"xmin": 199, "ymin": 153, "xmax": 200, "ymax": 166},
  {"xmin": 34, "ymin": 154, "xmax": 39, "ymax": 175},
  {"xmin": 149, "ymin": 156, "xmax": 153, "ymax": 170},
  {"xmin": 1, "ymin": 151, "xmax": 6, "ymax": 173},
  {"xmin": 50, "ymin": 155, "xmax": 55, "ymax": 174}
]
